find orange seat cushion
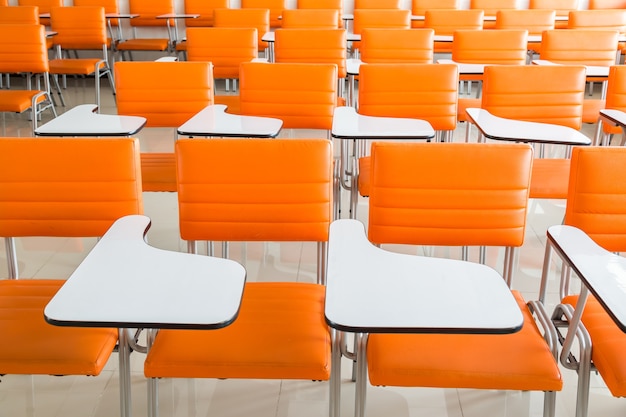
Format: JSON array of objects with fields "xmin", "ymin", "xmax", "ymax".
[
  {"xmin": 529, "ymin": 158, "xmax": 571, "ymax": 200},
  {"xmin": 117, "ymin": 38, "xmax": 170, "ymax": 51},
  {"xmin": 0, "ymin": 280, "xmax": 118, "ymax": 376},
  {"xmin": 140, "ymin": 153, "xmax": 177, "ymax": 192},
  {"xmin": 582, "ymin": 98, "xmax": 605, "ymax": 125},
  {"xmin": 0, "ymin": 90, "xmax": 46, "ymax": 113},
  {"xmin": 214, "ymin": 95, "xmax": 242, "ymax": 115},
  {"xmin": 458, "ymin": 97, "xmax": 481, "ymax": 122},
  {"xmin": 367, "ymin": 290, "xmax": 562, "ymax": 391},
  {"xmin": 145, "ymin": 282, "xmax": 331, "ymax": 380},
  {"xmin": 563, "ymin": 294, "xmax": 626, "ymax": 397}
]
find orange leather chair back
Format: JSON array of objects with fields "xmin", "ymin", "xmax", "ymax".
[
  {"xmin": 494, "ymin": 9, "xmax": 556, "ymax": 35},
  {"xmin": 239, "ymin": 62, "xmax": 337, "ymax": 129},
  {"xmin": 411, "ymin": 0, "xmax": 459, "ymax": 27},
  {"xmin": 568, "ymin": 9, "xmax": 626, "ymax": 32},
  {"xmin": 0, "ymin": 137, "xmax": 143, "ymax": 238},
  {"xmin": 0, "ymin": 5, "xmax": 39, "ymax": 24},
  {"xmin": 360, "ymin": 28, "xmax": 434, "ymax": 64},
  {"xmin": 564, "ymin": 146, "xmax": 626, "ymax": 252},
  {"xmin": 74, "ymin": 0, "xmax": 120, "ymax": 27},
  {"xmin": 352, "ymin": 9, "xmax": 411, "ymax": 34},
  {"xmin": 241, "ymin": 0, "xmax": 285, "ymax": 28},
  {"xmin": 605, "ymin": 65, "xmax": 626, "ymax": 111},
  {"xmin": 354, "ymin": 0, "xmax": 401, "ymax": 8},
  {"xmin": 424, "ymin": 9, "xmax": 484, "ymax": 35},
  {"xmin": 17, "ymin": 0, "xmax": 62, "ymax": 25},
  {"xmin": 529, "ymin": 0, "xmax": 582, "ymax": 27},
  {"xmin": 358, "ymin": 63, "xmax": 459, "ymax": 132},
  {"xmin": 469, "ymin": 0, "xmax": 519, "ymax": 28},
  {"xmin": 540, "ymin": 29, "xmax": 620, "ymax": 67},
  {"xmin": 274, "ymin": 28, "xmax": 347, "ymax": 78},
  {"xmin": 186, "ymin": 27, "xmax": 257, "ymax": 79},
  {"xmin": 128, "ymin": 0, "xmax": 173, "ymax": 27},
  {"xmin": 589, "ymin": 0, "xmax": 626, "ymax": 7},
  {"xmin": 297, "ymin": 0, "xmax": 343, "ymax": 28},
  {"xmin": 214, "ymin": 8, "xmax": 270, "ymax": 50},
  {"xmin": 0, "ymin": 24, "xmax": 48, "ymax": 74},
  {"xmin": 184, "ymin": 0, "xmax": 229, "ymax": 27},
  {"xmin": 481, "ymin": 65, "xmax": 586, "ymax": 129},
  {"xmin": 50, "ymin": 6, "xmax": 108, "ymax": 50},
  {"xmin": 281, "ymin": 9, "xmax": 339, "ymax": 28},
  {"xmin": 452, "ymin": 29, "xmax": 528, "ymax": 65},
  {"xmin": 115, "ymin": 61, "xmax": 214, "ymax": 127},
  {"xmin": 367, "ymin": 142, "xmax": 533, "ymax": 247},
  {"xmin": 176, "ymin": 138, "xmax": 333, "ymax": 242}
]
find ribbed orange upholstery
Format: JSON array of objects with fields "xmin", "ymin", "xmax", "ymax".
[
  {"xmin": 529, "ymin": 159, "xmax": 571, "ymax": 200},
  {"xmin": 0, "ymin": 5, "xmax": 39, "ymax": 24},
  {"xmin": 187, "ymin": 27, "xmax": 257, "ymax": 80},
  {"xmin": 176, "ymin": 139, "xmax": 333, "ymax": 242},
  {"xmin": 115, "ymin": 61, "xmax": 214, "ymax": 192},
  {"xmin": 367, "ymin": 142, "xmax": 532, "ymax": 247},
  {"xmin": 364, "ymin": 142, "xmax": 561, "ymax": 416},
  {"xmin": 540, "ymin": 29, "xmax": 620, "ymax": 68},
  {"xmin": 0, "ymin": 24, "xmax": 56, "ymax": 131},
  {"xmin": 494, "ymin": 9, "xmax": 556, "ymax": 56},
  {"xmin": 529, "ymin": 0, "xmax": 579, "ymax": 28},
  {"xmin": 239, "ymin": 62, "xmax": 337, "ymax": 130},
  {"xmin": 425, "ymin": 9, "xmax": 484, "ymax": 54},
  {"xmin": 0, "ymin": 137, "xmax": 143, "ymax": 377},
  {"xmin": 281, "ymin": 9, "xmax": 339, "ymax": 28},
  {"xmin": 144, "ymin": 138, "xmax": 333, "ymax": 414},
  {"xmin": 352, "ymin": 9, "xmax": 410, "ymax": 53},
  {"xmin": 214, "ymin": 8, "xmax": 270, "ymax": 52},
  {"xmin": 469, "ymin": 0, "xmax": 519, "ymax": 28},
  {"xmin": 115, "ymin": 0, "xmax": 174, "ymax": 57},
  {"xmin": 184, "ymin": 0, "xmax": 229, "ymax": 27},
  {"xmin": 369, "ymin": 290, "xmax": 562, "ymax": 391},
  {"xmin": 73, "ymin": 0, "xmax": 122, "ymax": 45},
  {"xmin": 274, "ymin": 28, "xmax": 347, "ymax": 78},
  {"xmin": 360, "ymin": 28, "xmax": 434, "ymax": 64},
  {"xmin": 17, "ymin": 0, "xmax": 62, "ymax": 26},
  {"xmin": 354, "ymin": 0, "xmax": 401, "ymax": 8},
  {"xmin": 589, "ymin": 0, "xmax": 626, "ymax": 7},
  {"xmin": 599, "ymin": 65, "xmax": 626, "ymax": 138},
  {"xmin": 49, "ymin": 6, "xmax": 114, "ymax": 108},
  {"xmin": 297, "ymin": 0, "xmax": 344, "ymax": 28},
  {"xmin": 411, "ymin": 0, "xmax": 459, "ymax": 28},
  {"xmin": 568, "ymin": 9, "xmax": 626, "ymax": 32},
  {"xmin": 242, "ymin": 0, "xmax": 285, "ymax": 28}
]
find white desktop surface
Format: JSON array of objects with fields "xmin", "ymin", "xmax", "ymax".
[
  {"xmin": 44, "ymin": 215, "xmax": 246, "ymax": 329},
  {"xmin": 532, "ymin": 59, "xmax": 610, "ymax": 78},
  {"xmin": 599, "ymin": 108, "xmax": 626, "ymax": 129},
  {"xmin": 331, "ymin": 106, "xmax": 434, "ymax": 140},
  {"xmin": 466, "ymin": 108, "xmax": 592, "ymax": 146},
  {"xmin": 177, "ymin": 104, "xmax": 283, "ymax": 138},
  {"xmin": 34, "ymin": 104, "xmax": 146, "ymax": 137},
  {"xmin": 437, "ymin": 59, "xmax": 487, "ymax": 74},
  {"xmin": 325, "ymin": 219, "xmax": 524, "ymax": 334}
]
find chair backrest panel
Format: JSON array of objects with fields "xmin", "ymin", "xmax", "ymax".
[
  {"xmin": 540, "ymin": 29, "xmax": 620, "ymax": 67},
  {"xmin": 354, "ymin": 0, "xmax": 401, "ymax": 8},
  {"xmin": 358, "ymin": 63, "xmax": 459, "ymax": 131},
  {"xmin": 589, "ymin": 0, "xmax": 626, "ymax": 7},
  {"xmin": 274, "ymin": 28, "xmax": 346, "ymax": 78},
  {"xmin": 184, "ymin": 0, "xmax": 229, "ymax": 27},
  {"xmin": 469, "ymin": 0, "xmax": 519, "ymax": 15},
  {"xmin": 368, "ymin": 142, "xmax": 533, "ymax": 247},
  {"xmin": 73, "ymin": 0, "xmax": 120, "ymax": 26},
  {"xmin": 50, "ymin": 6, "xmax": 108, "ymax": 50},
  {"xmin": 481, "ymin": 65, "xmax": 586, "ymax": 129},
  {"xmin": 451, "ymin": 29, "xmax": 528, "ymax": 65},
  {"xmin": 0, "ymin": 24, "xmax": 48, "ymax": 74},
  {"xmin": 0, "ymin": 5, "xmax": 39, "ymax": 24},
  {"xmin": 115, "ymin": 61, "xmax": 214, "ymax": 127},
  {"xmin": 568, "ymin": 9, "xmax": 626, "ymax": 32},
  {"xmin": 424, "ymin": 9, "xmax": 484, "ymax": 35},
  {"xmin": 281, "ymin": 9, "xmax": 339, "ymax": 29},
  {"xmin": 241, "ymin": 0, "xmax": 285, "ymax": 28},
  {"xmin": 297, "ymin": 0, "xmax": 343, "ymax": 27},
  {"xmin": 360, "ymin": 28, "xmax": 434, "ymax": 64},
  {"xmin": 239, "ymin": 62, "xmax": 337, "ymax": 129},
  {"xmin": 605, "ymin": 65, "xmax": 626, "ymax": 110},
  {"xmin": 564, "ymin": 146, "xmax": 626, "ymax": 252},
  {"xmin": 352, "ymin": 9, "xmax": 411, "ymax": 34},
  {"xmin": 214, "ymin": 8, "xmax": 270, "ymax": 50},
  {"xmin": 176, "ymin": 138, "xmax": 333, "ymax": 242},
  {"xmin": 128, "ymin": 0, "xmax": 174, "ymax": 27},
  {"xmin": 186, "ymin": 27, "xmax": 257, "ymax": 79},
  {"xmin": 494, "ymin": 9, "xmax": 556, "ymax": 34},
  {"xmin": 0, "ymin": 137, "xmax": 143, "ymax": 238}
]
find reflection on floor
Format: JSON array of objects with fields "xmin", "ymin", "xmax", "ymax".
[{"xmin": 0, "ymin": 75, "xmax": 623, "ymax": 417}]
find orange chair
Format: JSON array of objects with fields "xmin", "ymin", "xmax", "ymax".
[
  {"xmin": 529, "ymin": 0, "xmax": 580, "ymax": 28},
  {"xmin": 0, "ymin": 24, "xmax": 56, "ymax": 132},
  {"xmin": 144, "ymin": 138, "xmax": 334, "ymax": 417},
  {"xmin": 274, "ymin": 28, "xmax": 347, "ymax": 100},
  {"xmin": 410, "ymin": 0, "xmax": 460, "ymax": 28},
  {"xmin": 353, "ymin": 63, "xmax": 459, "ymax": 217},
  {"xmin": 476, "ymin": 64, "xmax": 587, "ymax": 200},
  {"xmin": 589, "ymin": 0, "xmax": 626, "ymax": 7},
  {"xmin": 0, "ymin": 5, "xmax": 40, "ymax": 23},
  {"xmin": 359, "ymin": 28, "xmax": 434, "ymax": 64},
  {"xmin": 115, "ymin": 61, "xmax": 214, "ymax": 192},
  {"xmin": 173, "ymin": 0, "xmax": 229, "ymax": 58},
  {"xmin": 494, "ymin": 9, "xmax": 556, "ymax": 59},
  {"xmin": 568, "ymin": 9, "xmax": 626, "ymax": 57},
  {"xmin": 594, "ymin": 65, "xmax": 626, "ymax": 145},
  {"xmin": 351, "ymin": 9, "xmax": 411, "ymax": 55},
  {"xmin": 241, "ymin": 0, "xmax": 285, "ymax": 28},
  {"xmin": 363, "ymin": 142, "xmax": 562, "ymax": 417},
  {"xmin": 0, "ymin": 136, "xmax": 142, "ymax": 407},
  {"xmin": 354, "ymin": 0, "xmax": 401, "ymax": 8},
  {"xmin": 115, "ymin": 0, "xmax": 175, "ymax": 61},
  {"xmin": 297, "ymin": 0, "xmax": 343, "ymax": 28},
  {"xmin": 48, "ymin": 6, "xmax": 115, "ymax": 109},
  {"xmin": 74, "ymin": 0, "xmax": 124, "ymax": 47},
  {"xmin": 281, "ymin": 9, "xmax": 339, "ymax": 29},
  {"xmin": 186, "ymin": 27, "xmax": 257, "ymax": 92},
  {"xmin": 540, "ymin": 146, "xmax": 626, "ymax": 417},
  {"xmin": 17, "ymin": 0, "xmax": 62, "ymax": 26},
  {"xmin": 238, "ymin": 62, "xmax": 338, "ymax": 132},
  {"xmin": 424, "ymin": 9, "xmax": 484, "ymax": 54},
  {"xmin": 214, "ymin": 8, "xmax": 270, "ymax": 56},
  {"xmin": 469, "ymin": 0, "xmax": 519, "ymax": 29}
]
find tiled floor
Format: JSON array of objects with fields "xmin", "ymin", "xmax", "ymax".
[{"xmin": 0, "ymin": 75, "xmax": 624, "ymax": 417}]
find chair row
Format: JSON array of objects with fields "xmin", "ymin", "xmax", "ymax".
[{"xmin": 5, "ymin": 134, "xmax": 626, "ymax": 417}]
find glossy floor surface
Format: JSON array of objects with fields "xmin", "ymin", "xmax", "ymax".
[{"xmin": 0, "ymin": 73, "xmax": 624, "ymax": 417}]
